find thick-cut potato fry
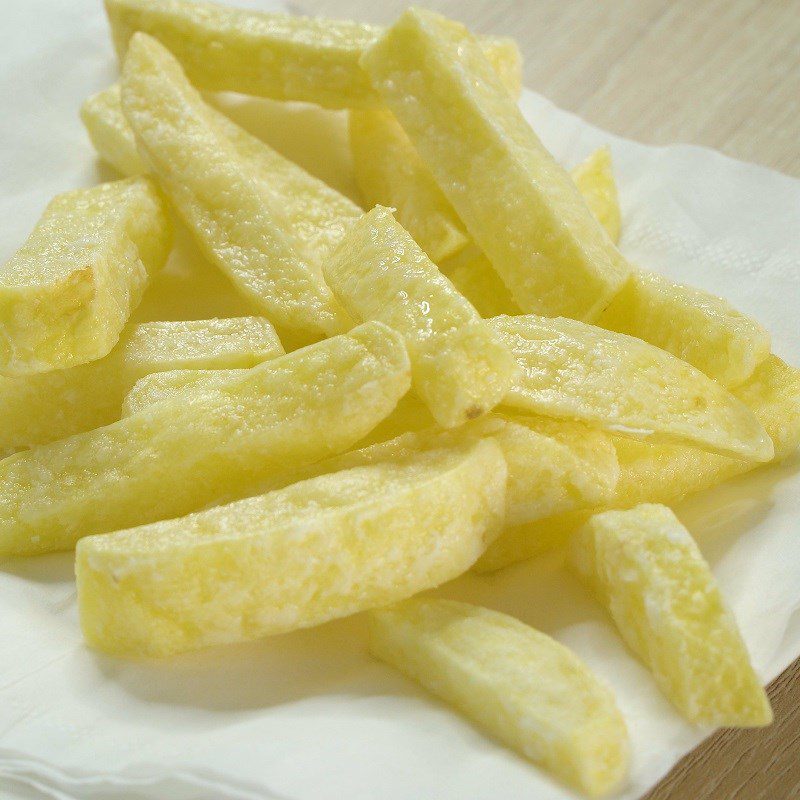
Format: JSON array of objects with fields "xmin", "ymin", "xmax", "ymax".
[
  {"xmin": 0, "ymin": 317, "xmax": 282, "ymax": 454},
  {"xmin": 598, "ymin": 270, "xmax": 771, "ymax": 388},
  {"xmin": 82, "ymin": 83, "xmax": 362, "ymax": 273},
  {"xmin": 439, "ymin": 151, "xmax": 622, "ymax": 317},
  {"xmin": 571, "ymin": 147, "xmax": 621, "ymax": 245},
  {"xmin": 77, "ymin": 441, "xmax": 506, "ymax": 657},
  {"xmin": 476, "ymin": 354, "xmax": 800, "ymax": 572},
  {"xmin": 370, "ymin": 599, "xmax": 629, "ymax": 796},
  {"xmin": 349, "ymin": 43, "xmax": 521, "ymax": 263},
  {"xmin": 570, "ymin": 505, "xmax": 772, "ymax": 727},
  {"xmin": 0, "ymin": 322, "xmax": 410, "ymax": 556},
  {"xmin": 122, "ymin": 373, "xmax": 619, "ymax": 527},
  {"xmin": 361, "ymin": 8, "xmax": 631, "ymax": 321},
  {"xmin": 493, "ymin": 314, "xmax": 773, "ymax": 462},
  {"xmin": 0, "ymin": 178, "xmax": 171, "ymax": 376},
  {"xmin": 121, "ymin": 33, "xmax": 350, "ymax": 336},
  {"xmin": 106, "ymin": 0, "xmax": 520, "ymax": 109},
  {"xmin": 324, "ymin": 207, "xmax": 519, "ymax": 428}
]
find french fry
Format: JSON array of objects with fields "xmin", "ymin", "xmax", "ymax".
[
  {"xmin": 361, "ymin": 8, "xmax": 631, "ymax": 321},
  {"xmin": 493, "ymin": 314, "xmax": 773, "ymax": 462},
  {"xmin": 0, "ymin": 322, "xmax": 410, "ymax": 556},
  {"xmin": 0, "ymin": 177, "xmax": 171, "ymax": 376},
  {"xmin": 82, "ymin": 83, "xmax": 363, "ymax": 274},
  {"xmin": 349, "ymin": 40, "xmax": 521, "ymax": 263},
  {"xmin": 121, "ymin": 33, "xmax": 351, "ymax": 336},
  {"xmin": 598, "ymin": 270, "xmax": 771, "ymax": 387},
  {"xmin": 570, "ymin": 505, "xmax": 772, "ymax": 727},
  {"xmin": 369, "ymin": 599, "xmax": 629, "ymax": 796},
  {"xmin": 476, "ymin": 354, "xmax": 800, "ymax": 572},
  {"xmin": 77, "ymin": 440, "xmax": 506, "ymax": 657},
  {"xmin": 323, "ymin": 206, "xmax": 519, "ymax": 428},
  {"xmin": 0, "ymin": 317, "xmax": 282, "ymax": 454},
  {"xmin": 106, "ymin": 0, "xmax": 520, "ymax": 109},
  {"xmin": 571, "ymin": 147, "xmax": 621, "ymax": 245},
  {"xmin": 439, "ymin": 151, "xmax": 622, "ymax": 317}
]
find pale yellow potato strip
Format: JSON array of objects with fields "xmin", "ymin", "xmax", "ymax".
[
  {"xmin": 348, "ymin": 41, "xmax": 521, "ymax": 263},
  {"xmin": 77, "ymin": 441, "xmax": 506, "ymax": 658},
  {"xmin": 571, "ymin": 147, "xmax": 621, "ymax": 245},
  {"xmin": 82, "ymin": 83, "xmax": 363, "ymax": 274},
  {"xmin": 0, "ymin": 317, "xmax": 282, "ymax": 454},
  {"xmin": 370, "ymin": 599, "xmax": 629, "ymax": 797},
  {"xmin": 570, "ymin": 505, "xmax": 772, "ymax": 727},
  {"xmin": 0, "ymin": 322, "xmax": 410, "ymax": 556},
  {"xmin": 598, "ymin": 270, "xmax": 771, "ymax": 387},
  {"xmin": 0, "ymin": 177, "xmax": 171, "ymax": 376},
  {"xmin": 121, "ymin": 33, "xmax": 350, "ymax": 336},
  {"xmin": 476, "ymin": 354, "xmax": 800, "ymax": 572},
  {"xmin": 361, "ymin": 8, "xmax": 630, "ymax": 320},
  {"xmin": 106, "ymin": 0, "xmax": 520, "ymax": 109},
  {"xmin": 324, "ymin": 206, "xmax": 519, "ymax": 428},
  {"xmin": 493, "ymin": 314, "xmax": 772, "ymax": 462}
]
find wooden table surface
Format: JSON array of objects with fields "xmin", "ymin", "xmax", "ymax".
[{"xmin": 300, "ymin": 1, "xmax": 800, "ymax": 798}]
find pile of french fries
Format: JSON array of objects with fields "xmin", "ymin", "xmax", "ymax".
[{"xmin": 2, "ymin": 1, "xmax": 798, "ymax": 795}]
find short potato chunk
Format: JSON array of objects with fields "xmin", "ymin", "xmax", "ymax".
[
  {"xmin": 106, "ymin": 0, "xmax": 520, "ymax": 109},
  {"xmin": 324, "ymin": 206, "xmax": 519, "ymax": 428},
  {"xmin": 121, "ymin": 33, "xmax": 350, "ymax": 336},
  {"xmin": 569, "ymin": 505, "xmax": 772, "ymax": 727},
  {"xmin": 0, "ymin": 322, "xmax": 410, "ymax": 556},
  {"xmin": 361, "ymin": 8, "xmax": 631, "ymax": 321},
  {"xmin": 598, "ymin": 270, "xmax": 771, "ymax": 387},
  {"xmin": 0, "ymin": 177, "xmax": 171, "ymax": 375},
  {"xmin": 0, "ymin": 317, "xmax": 282, "ymax": 454},
  {"xmin": 492, "ymin": 314, "xmax": 773, "ymax": 462},
  {"xmin": 77, "ymin": 441, "xmax": 507, "ymax": 657},
  {"xmin": 369, "ymin": 599, "xmax": 629, "ymax": 797}
]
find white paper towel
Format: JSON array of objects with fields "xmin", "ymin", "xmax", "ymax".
[{"xmin": 1, "ymin": 2, "xmax": 800, "ymax": 799}]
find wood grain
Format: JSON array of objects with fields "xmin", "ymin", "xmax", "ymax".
[{"xmin": 300, "ymin": 1, "xmax": 800, "ymax": 797}]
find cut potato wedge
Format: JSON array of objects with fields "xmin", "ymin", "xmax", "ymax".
[
  {"xmin": 0, "ymin": 317, "xmax": 282, "ymax": 454},
  {"xmin": 106, "ymin": 0, "xmax": 520, "ymax": 109},
  {"xmin": 349, "ymin": 42, "xmax": 520, "ymax": 263},
  {"xmin": 570, "ymin": 505, "xmax": 772, "ymax": 727},
  {"xmin": 598, "ymin": 270, "xmax": 771, "ymax": 388},
  {"xmin": 571, "ymin": 147, "xmax": 621, "ymax": 245},
  {"xmin": 492, "ymin": 314, "xmax": 773, "ymax": 462},
  {"xmin": 77, "ymin": 440, "xmax": 506, "ymax": 657},
  {"xmin": 361, "ymin": 8, "xmax": 631, "ymax": 321},
  {"xmin": 121, "ymin": 33, "xmax": 350, "ymax": 336},
  {"xmin": 0, "ymin": 322, "xmax": 410, "ymax": 556},
  {"xmin": 0, "ymin": 177, "xmax": 171, "ymax": 376},
  {"xmin": 476, "ymin": 354, "xmax": 800, "ymax": 572},
  {"xmin": 83, "ymin": 83, "xmax": 363, "ymax": 273},
  {"xmin": 324, "ymin": 206, "xmax": 519, "ymax": 428},
  {"xmin": 370, "ymin": 599, "xmax": 629, "ymax": 796}
]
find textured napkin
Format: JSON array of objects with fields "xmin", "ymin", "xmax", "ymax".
[{"xmin": 1, "ymin": 2, "xmax": 800, "ymax": 799}]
